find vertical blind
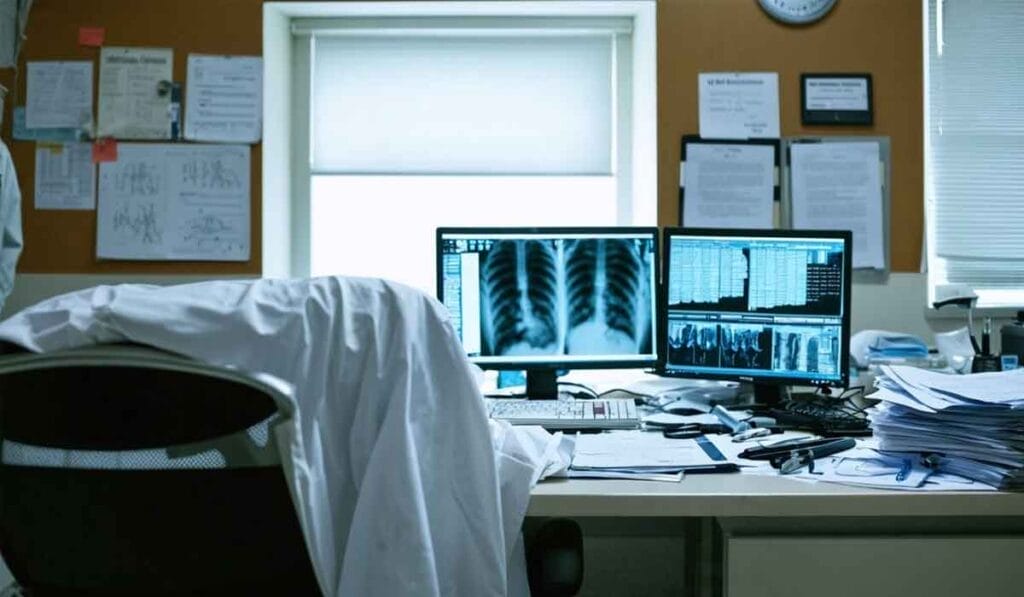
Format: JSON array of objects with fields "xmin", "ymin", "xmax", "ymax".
[
  {"xmin": 927, "ymin": 0, "xmax": 1024, "ymax": 288},
  {"xmin": 304, "ymin": 18, "xmax": 627, "ymax": 175}
]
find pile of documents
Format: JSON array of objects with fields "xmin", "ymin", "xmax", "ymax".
[{"xmin": 870, "ymin": 365, "xmax": 1024, "ymax": 490}]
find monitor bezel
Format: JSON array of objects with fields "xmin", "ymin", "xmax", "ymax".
[
  {"xmin": 436, "ymin": 226, "xmax": 661, "ymax": 371},
  {"xmin": 657, "ymin": 227, "xmax": 853, "ymax": 389}
]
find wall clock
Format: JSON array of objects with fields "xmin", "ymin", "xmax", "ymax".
[{"xmin": 758, "ymin": 0, "xmax": 838, "ymax": 25}]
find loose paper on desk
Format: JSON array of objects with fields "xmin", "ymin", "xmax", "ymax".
[
  {"xmin": 98, "ymin": 47, "xmax": 173, "ymax": 139},
  {"xmin": 790, "ymin": 142, "xmax": 885, "ymax": 269},
  {"xmin": 34, "ymin": 142, "xmax": 95, "ymax": 210},
  {"xmin": 682, "ymin": 143, "xmax": 774, "ymax": 229},
  {"xmin": 96, "ymin": 143, "xmax": 250, "ymax": 261},
  {"xmin": 698, "ymin": 72, "xmax": 780, "ymax": 139},
  {"xmin": 26, "ymin": 61, "xmax": 93, "ymax": 130},
  {"xmin": 185, "ymin": 55, "xmax": 263, "ymax": 143}
]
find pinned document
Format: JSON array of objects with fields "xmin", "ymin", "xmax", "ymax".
[
  {"xmin": 26, "ymin": 61, "xmax": 93, "ymax": 130},
  {"xmin": 34, "ymin": 142, "xmax": 95, "ymax": 210},
  {"xmin": 96, "ymin": 143, "xmax": 251, "ymax": 261},
  {"xmin": 185, "ymin": 54, "xmax": 263, "ymax": 143},
  {"xmin": 789, "ymin": 140, "xmax": 886, "ymax": 270},
  {"xmin": 681, "ymin": 141, "xmax": 775, "ymax": 229},
  {"xmin": 699, "ymin": 72, "xmax": 780, "ymax": 139},
  {"xmin": 98, "ymin": 47, "xmax": 173, "ymax": 139}
]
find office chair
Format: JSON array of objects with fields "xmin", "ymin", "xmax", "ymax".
[{"xmin": 0, "ymin": 344, "xmax": 321, "ymax": 596}]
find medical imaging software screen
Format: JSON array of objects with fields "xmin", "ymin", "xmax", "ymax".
[
  {"xmin": 440, "ymin": 232, "xmax": 658, "ymax": 365},
  {"xmin": 664, "ymin": 234, "xmax": 846, "ymax": 384}
]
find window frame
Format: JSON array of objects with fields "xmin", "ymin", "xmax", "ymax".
[
  {"xmin": 923, "ymin": 0, "xmax": 1024, "ymax": 313},
  {"xmin": 263, "ymin": 1, "xmax": 657, "ymax": 279}
]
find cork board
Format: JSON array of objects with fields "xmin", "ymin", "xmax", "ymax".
[
  {"xmin": 0, "ymin": 0, "xmax": 263, "ymax": 274},
  {"xmin": 657, "ymin": 0, "xmax": 923, "ymax": 272},
  {"xmin": 0, "ymin": 0, "xmax": 924, "ymax": 274}
]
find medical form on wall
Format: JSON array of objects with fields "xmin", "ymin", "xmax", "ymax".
[
  {"xmin": 790, "ymin": 141, "xmax": 885, "ymax": 269},
  {"xmin": 682, "ymin": 143, "xmax": 775, "ymax": 229},
  {"xmin": 98, "ymin": 47, "xmax": 173, "ymax": 139},
  {"xmin": 96, "ymin": 143, "xmax": 250, "ymax": 261},
  {"xmin": 34, "ymin": 142, "xmax": 94, "ymax": 210},
  {"xmin": 185, "ymin": 54, "xmax": 263, "ymax": 143},
  {"xmin": 25, "ymin": 61, "xmax": 92, "ymax": 130}
]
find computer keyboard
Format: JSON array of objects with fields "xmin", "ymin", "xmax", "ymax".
[{"xmin": 486, "ymin": 398, "xmax": 641, "ymax": 431}]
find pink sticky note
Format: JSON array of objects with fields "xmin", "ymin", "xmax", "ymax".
[
  {"xmin": 92, "ymin": 138, "xmax": 118, "ymax": 163},
  {"xmin": 79, "ymin": 26, "xmax": 105, "ymax": 47}
]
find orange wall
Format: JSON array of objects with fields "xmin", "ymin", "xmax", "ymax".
[
  {"xmin": 0, "ymin": 0, "xmax": 923, "ymax": 274},
  {"xmin": 658, "ymin": 0, "xmax": 923, "ymax": 271}
]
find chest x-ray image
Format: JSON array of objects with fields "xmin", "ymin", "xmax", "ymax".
[{"xmin": 479, "ymin": 237, "xmax": 654, "ymax": 358}]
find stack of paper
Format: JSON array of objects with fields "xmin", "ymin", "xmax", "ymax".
[{"xmin": 870, "ymin": 365, "xmax": 1024, "ymax": 490}]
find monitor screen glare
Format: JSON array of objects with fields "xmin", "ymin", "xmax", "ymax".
[
  {"xmin": 438, "ymin": 229, "xmax": 658, "ymax": 368},
  {"xmin": 662, "ymin": 231, "xmax": 848, "ymax": 386}
]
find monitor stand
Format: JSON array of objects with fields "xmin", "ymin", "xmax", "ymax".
[
  {"xmin": 525, "ymin": 369, "xmax": 559, "ymax": 400},
  {"xmin": 753, "ymin": 383, "xmax": 784, "ymax": 407}
]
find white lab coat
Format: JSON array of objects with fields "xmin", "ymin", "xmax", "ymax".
[
  {"xmin": 0, "ymin": 140, "xmax": 23, "ymax": 312},
  {"xmin": 0, "ymin": 276, "xmax": 565, "ymax": 596}
]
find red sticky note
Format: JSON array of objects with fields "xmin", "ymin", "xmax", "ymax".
[
  {"xmin": 79, "ymin": 26, "xmax": 105, "ymax": 47},
  {"xmin": 92, "ymin": 138, "xmax": 118, "ymax": 163}
]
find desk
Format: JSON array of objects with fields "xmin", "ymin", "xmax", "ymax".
[{"xmin": 528, "ymin": 476, "xmax": 1024, "ymax": 596}]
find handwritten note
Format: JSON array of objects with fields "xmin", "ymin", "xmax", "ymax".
[
  {"xmin": 96, "ymin": 143, "xmax": 251, "ymax": 261},
  {"xmin": 35, "ymin": 142, "xmax": 95, "ymax": 210},
  {"xmin": 97, "ymin": 47, "xmax": 173, "ymax": 139},
  {"xmin": 185, "ymin": 54, "xmax": 263, "ymax": 143},
  {"xmin": 26, "ymin": 61, "xmax": 93, "ymax": 129}
]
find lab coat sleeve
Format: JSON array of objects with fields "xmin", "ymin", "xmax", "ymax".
[{"xmin": 0, "ymin": 141, "xmax": 23, "ymax": 312}]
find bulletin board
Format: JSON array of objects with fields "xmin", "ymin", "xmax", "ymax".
[
  {"xmin": 656, "ymin": 0, "xmax": 923, "ymax": 273},
  {"xmin": 0, "ymin": 0, "xmax": 263, "ymax": 274},
  {"xmin": 1, "ymin": 0, "xmax": 925, "ymax": 275}
]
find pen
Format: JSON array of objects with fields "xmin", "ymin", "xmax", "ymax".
[
  {"xmin": 982, "ymin": 317, "xmax": 992, "ymax": 355},
  {"xmin": 711, "ymin": 404, "xmax": 750, "ymax": 434}
]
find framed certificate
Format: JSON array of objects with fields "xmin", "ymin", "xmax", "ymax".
[{"xmin": 801, "ymin": 73, "xmax": 873, "ymax": 125}]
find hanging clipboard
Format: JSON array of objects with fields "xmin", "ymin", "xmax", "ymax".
[
  {"xmin": 678, "ymin": 135, "xmax": 781, "ymax": 229},
  {"xmin": 781, "ymin": 136, "xmax": 891, "ymax": 282}
]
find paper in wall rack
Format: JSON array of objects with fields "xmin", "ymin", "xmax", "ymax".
[
  {"xmin": 678, "ymin": 135, "xmax": 780, "ymax": 230},
  {"xmin": 782, "ymin": 136, "xmax": 891, "ymax": 281}
]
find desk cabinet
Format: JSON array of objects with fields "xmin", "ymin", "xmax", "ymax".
[{"xmin": 725, "ymin": 535, "xmax": 1024, "ymax": 597}]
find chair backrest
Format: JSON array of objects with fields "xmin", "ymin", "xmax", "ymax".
[{"xmin": 0, "ymin": 345, "xmax": 322, "ymax": 597}]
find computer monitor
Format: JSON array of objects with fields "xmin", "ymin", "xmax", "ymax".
[
  {"xmin": 659, "ymin": 228, "xmax": 852, "ymax": 404},
  {"xmin": 437, "ymin": 227, "xmax": 659, "ymax": 399}
]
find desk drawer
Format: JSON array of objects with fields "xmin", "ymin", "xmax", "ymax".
[{"xmin": 726, "ymin": 536, "xmax": 1024, "ymax": 597}]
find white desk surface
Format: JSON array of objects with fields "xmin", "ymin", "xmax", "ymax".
[{"xmin": 528, "ymin": 475, "xmax": 1024, "ymax": 518}]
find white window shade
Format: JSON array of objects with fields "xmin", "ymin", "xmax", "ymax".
[
  {"xmin": 309, "ymin": 23, "xmax": 620, "ymax": 175},
  {"xmin": 926, "ymin": 0, "xmax": 1024, "ymax": 301}
]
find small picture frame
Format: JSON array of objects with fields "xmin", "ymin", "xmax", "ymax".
[{"xmin": 801, "ymin": 73, "xmax": 873, "ymax": 125}]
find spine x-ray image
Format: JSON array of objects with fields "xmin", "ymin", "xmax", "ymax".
[
  {"xmin": 772, "ymin": 327, "xmax": 839, "ymax": 374},
  {"xmin": 479, "ymin": 238, "xmax": 653, "ymax": 357},
  {"xmin": 667, "ymin": 322, "xmax": 720, "ymax": 368}
]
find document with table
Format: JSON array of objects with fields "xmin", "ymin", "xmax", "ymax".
[{"xmin": 570, "ymin": 431, "xmax": 738, "ymax": 479}]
